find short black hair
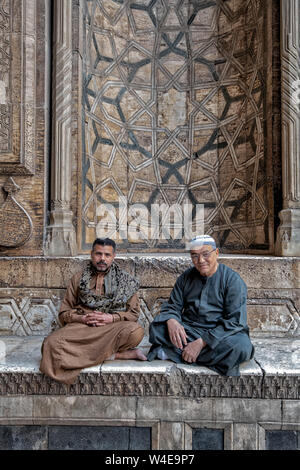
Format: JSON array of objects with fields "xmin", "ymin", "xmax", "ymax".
[{"xmin": 92, "ymin": 238, "xmax": 116, "ymax": 252}]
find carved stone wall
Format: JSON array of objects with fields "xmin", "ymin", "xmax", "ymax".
[
  {"xmin": 0, "ymin": 394, "xmax": 298, "ymax": 450},
  {"xmin": 0, "ymin": 0, "xmax": 283, "ymax": 256},
  {"xmin": 0, "ymin": 0, "xmax": 50, "ymax": 255},
  {"xmin": 78, "ymin": 0, "xmax": 280, "ymax": 254},
  {"xmin": 45, "ymin": 0, "xmax": 77, "ymax": 256}
]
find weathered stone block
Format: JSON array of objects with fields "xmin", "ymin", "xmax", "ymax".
[
  {"xmin": 232, "ymin": 423, "xmax": 258, "ymax": 451},
  {"xmin": 159, "ymin": 422, "xmax": 184, "ymax": 450},
  {"xmin": 136, "ymin": 397, "xmax": 214, "ymax": 422},
  {"xmin": 0, "ymin": 396, "xmax": 34, "ymax": 419},
  {"xmin": 282, "ymin": 401, "xmax": 300, "ymax": 424},
  {"xmin": 33, "ymin": 396, "xmax": 137, "ymax": 421},
  {"xmin": 213, "ymin": 398, "xmax": 282, "ymax": 423}
]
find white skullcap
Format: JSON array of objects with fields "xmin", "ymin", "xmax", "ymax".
[{"xmin": 185, "ymin": 235, "xmax": 216, "ymax": 251}]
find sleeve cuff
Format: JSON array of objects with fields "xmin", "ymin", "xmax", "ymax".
[
  {"xmin": 112, "ymin": 313, "xmax": 121, "ymax": 322},
  {"xmin": 200, "ymin": 331, "xmax": 220, "ymax": 350}
]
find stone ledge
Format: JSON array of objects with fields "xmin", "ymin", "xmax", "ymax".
[
  {"xmin": 0, "ymin": 336, "xmax": 299, "ymax": 399},
  {"xmin": 0, "ymin": 255, "xmax": 299, "ymax": 288},
  {"xmin": 0, "ymin": 255, "xmax": 299, "ymax": 338}
]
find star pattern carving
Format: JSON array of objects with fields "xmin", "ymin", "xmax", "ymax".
[{"xmin": 81, "ymin": 0, "xmax": 271, "ymax": 252}]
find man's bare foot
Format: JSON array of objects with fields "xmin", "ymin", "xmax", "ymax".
[{"xmin": 115, "ymin": 348, "xmax": 147, "ymax": 361}]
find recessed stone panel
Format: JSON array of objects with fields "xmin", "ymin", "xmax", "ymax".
[
  {"xmin": 0, "ymin": 0, "xmax": 49, "ymax": 256},
  {"xmin": 48, "ymin": 425, "xmax": 151, "ymax": 451},
  {"xmin": 0, "ymin": 425, "xmax": 47, "ymax": 450},
  {"xmin": 0, "ymin": 424, "xmax": 151, "ymax": 450},
  {"xmin": 265, "ymin": 430, "xmax": 299, "ymax": 450},
  {"xmin": 192, "ymin": 428, "xmax": 224, "ymax": 450},
  {"xmin": 80, "ymin": 0, "xmax": 276, "ymax": 253},
  {"xmin": 247, "ymin": 299, "xmax": 300, "ymax": 336},
  {"xmin": 0, "ymin": 0, "xmax": 36, "ymax": 175},
  {"xmin": 0, "ymin": 290, "xmax": 63, "ymax": 336}
]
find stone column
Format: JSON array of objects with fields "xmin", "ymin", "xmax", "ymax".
[
  {"xmin": 45, "ymin": 0, "xmax": 77, "ymax": 256},
  {"xmin": 275, "ymin": 0, "xmax": 300, "ymax": 256}
]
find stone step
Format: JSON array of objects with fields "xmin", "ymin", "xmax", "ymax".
[{"xmin": 0, "ymin": 335, "xmax": 299, "ymax": 399}]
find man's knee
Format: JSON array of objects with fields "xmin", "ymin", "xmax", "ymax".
[
  {"xmin": 149, "ymin": 322, "xmax": 167, "ymax": 344},
  {"xmin": 129, "ymin": 324, "xmax": 144, "ymax": 345},
  {"xmin": 118, "ymin": 322, "xmax": 144, "ymax": 348},
  {"xmin": 223, "ymin": 333, "xmax": 253, "ymax": 361},
  {"xmin": 41, "ymin": 334, "xmax": 53, "ymax": 352}
]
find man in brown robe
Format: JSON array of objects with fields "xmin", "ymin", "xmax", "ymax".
[{"xmin": 40, "ymin": 238, "xmax": 146, "ymax": 384}]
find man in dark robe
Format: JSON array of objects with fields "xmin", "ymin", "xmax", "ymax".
[
  {"xmin": 147, "ymin": 235, "xmax": 254, "ymax": 376},
  {"xmin": 40, "ymin": 238, "xmax": 146, "ymax": 384}
]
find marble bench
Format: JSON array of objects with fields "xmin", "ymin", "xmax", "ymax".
[{"xmin": 0, "ymin": 334, "xmax": 299, "ymax": 399}]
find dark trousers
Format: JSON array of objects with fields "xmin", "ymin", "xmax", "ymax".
[{"xmin": 147, "ymin": 322, "xmax": 254, "ymax": 376}]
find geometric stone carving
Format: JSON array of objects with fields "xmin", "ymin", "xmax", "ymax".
[
  {"xmin": 0, "ymin": 369, "xmax": 266, "ymax": 398},
  {"xmin": 0, "ymin": 0, "xmax": 50, "ymax": 256},
  {"xmin": 81, "ymin": 0, "xmax": 274, "ymax": 253},
  {"xmin": 263, "ymin": 376, "xmax": 300, "ymax": 399},
  {"xmin": 138, "ymin": 290, "xmax": 300, "ymax": 339},
  {"xmin": 0, "ymin": 178, "xmax": 33, "ymax": 248},
  {"xmin": 247, "ymin": 298, "xmax": 300, "ymax": 337},
  {"xmin": 0, "ymin": 256, "xmax": 299, "ymax": 338},
  {"xmin": 19, "ymin": 298, "xmax": 59, "ymax": 335},
  {"xmin": 138, "ymin": 296, "xmax": 170, "ymax": 341},
  {"xmin": 0, "ymin": 299, "xmax": 23, "ymax": 335},
  {"xmin": 0, "ymin": 294, "xmax": 61, "ymax": 336},
  {"xmin": 0, "ymin": 0, "xmax": 11, "ymax": 154},
  {"xmin": 0, "ymin": 360, "xmax": 298, "ymax": 399},
  {"xmin": 0, "ymin": 0, "xmax": 36, "ymax": 175}
]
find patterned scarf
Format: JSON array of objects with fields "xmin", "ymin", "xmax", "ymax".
[{"xmin": 78, "ymin": 261, "xmax": 139, "ymax": 312}]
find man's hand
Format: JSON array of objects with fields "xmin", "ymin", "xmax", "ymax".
[
  {"xmin": 182, "ymin": 338, "xmax": 206, "ymax": 363},
  {"xmin": 82, "ymin": 311, "xmax": 113, "ymax": 327},
  {"xmin": 167, "ymin": 318, "xmax": 187, "ymax": 350}
]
